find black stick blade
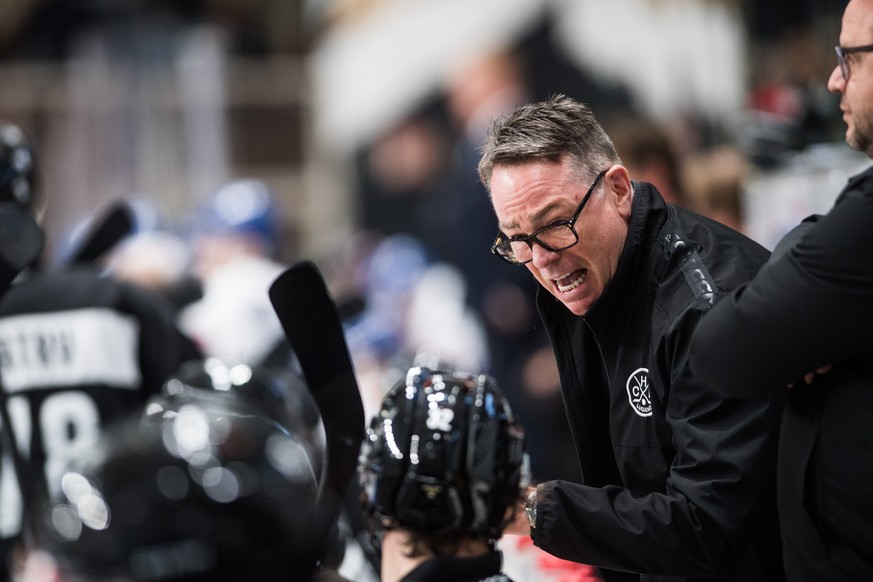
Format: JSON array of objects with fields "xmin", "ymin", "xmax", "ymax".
[
  {"xmin": 0, "ymin": 202, "xmax": 44, "ymax": 290},
  {"xmin": 68, "ymin": 200, "xmax": 135, "ymax": 265},
  {"xmin": 268, "ymin": 261, "xmax": 365, "ymax": 512}
]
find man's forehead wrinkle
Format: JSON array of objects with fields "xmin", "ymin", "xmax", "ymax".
[{"xmin": 500, "ymin": 200, "xmax": 563, "ymax": 233}]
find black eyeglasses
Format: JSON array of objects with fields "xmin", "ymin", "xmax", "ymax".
[
  {"xmin": 835, "ymin": 44, "xmax": 873, "ymax": 81},
  {"xmin": 491, "ymin": 169, "xmax": 607, "ymax": 265}
]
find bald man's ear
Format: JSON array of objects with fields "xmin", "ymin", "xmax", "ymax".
[{"xmin": 606, "ymin": 165, "xmax": 633, "ymax": 218}]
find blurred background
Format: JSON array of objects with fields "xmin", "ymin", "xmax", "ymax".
[
  {"xmin": 0, "ymin": 0, "xmax": 866, "ymax": 484},
  {"xmin": 0, "ymin": 0, "xmax": 862, "ymax": 257}
]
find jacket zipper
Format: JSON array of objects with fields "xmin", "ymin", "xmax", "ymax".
[{"xmin": 586, "ymin": 319, "xmax": 644, "ymax": 582}]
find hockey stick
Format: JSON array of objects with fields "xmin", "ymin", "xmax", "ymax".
[
  {"xmin": 0, "ymin": 203, "xmax": 44, "ymax": 289},
  {"xmin": 268, "ymin": 261, "xmax": 365, "ymax": 540},
  {"xmin": 0, "ymin": 202, "xmax": 45, "ymax": 532},
  {"xmin": 66, "ymin": 200, "xmax": 135, "ymax": 266}
]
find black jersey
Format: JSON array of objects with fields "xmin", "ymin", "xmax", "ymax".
[
  {"xmin": 399, "ymin": 552, "xmax": 512, "ymax": 582},
  {"xmin": 0, "ymin": 267, "xmax": 199, "ymax": 576}
]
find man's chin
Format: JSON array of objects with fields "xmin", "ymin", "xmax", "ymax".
[
  {"xmin": 847, "ymin": 128, "xmax": 872, "ymax": 155},
  {"xmin": 557, "ymin": 296, "xmax": 592, "ymax": 317}
]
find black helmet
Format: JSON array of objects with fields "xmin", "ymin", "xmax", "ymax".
[
  {"xmin": 27, "ymin": 374, "xmax": 325, "ymax": 581},
  {"xmin": 0, "ymin": 122, "xmax": 37, "ymax": 212},
  {"xmin": 358, "ymin": 367, "xmax": 527, "ymax": 540},
  {"xmin": 160, "ymin": 358, "xmax": 325, "ymax": 466}
]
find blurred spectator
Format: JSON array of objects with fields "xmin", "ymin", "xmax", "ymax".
[
  {"xmin": 742, "ymin": 13, "xmax": 844, "ymax": 169},
  {"xmin": 682, "ymin": 145, "xmax": 751, "ymax": 232},
  {"xmin": 177, "ymin": 178, "xmax": 289, "ymax": 368},
  {"xmin": 343, "ymin": 233, "xmax": 432, "ymax": 368},
  {"xmin": 604, "ymin": 113, "xmax": 688, "ymax": 207},
  {"xmin": 343, "ymin": 233, "xmax": 487, "ymax": 420},
  {"xmin": 436, "ymin": 46, "xmax": 533, "ymax": 269},
  {"xmin": 606, "ymin": 112, "xmax": 754, "ymax": 234},
  {"xmin": 81, "ymin": 195, "xmax": 205, "ymax": 315},
  {"xmin": 106, "ymin": 230, "xmax": 203, "ymax": 314},
  {"xmin": 356, "ymin": 108, "xmax": 454, "ymax": 241}
]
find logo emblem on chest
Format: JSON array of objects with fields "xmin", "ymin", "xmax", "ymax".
[{"xmin": 626, "ymin": 367, "xmax": 653, "ymax": 417}]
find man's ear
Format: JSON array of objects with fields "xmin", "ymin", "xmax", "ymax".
[{"xmin": 606, "ymin": 165, "xmax": 633, "ymax": 219}]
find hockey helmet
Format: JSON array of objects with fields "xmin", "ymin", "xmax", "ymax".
[
  {"xmin": 358, "ymin": 367, "xmax": 527, "ymax": 539},
  {"xmin": 26, "ymin": 368, "xmax": 325, "ymax": 581}
]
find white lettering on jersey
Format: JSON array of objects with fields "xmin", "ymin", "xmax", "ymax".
[
  {"xmin": 0, "ymin": 392, "xmax": 101, "ymax": 538},
  {"xmin": 0, "ymin": 308, "xmax": 141, "ymax": 392},
  {"xmin": 0, "ymin": 454, "xmax": 21, "ymax": 537},
  {"xmin": 41, "ymin": 391, "xmax": 101, "ymax": 497},
  {"xmin": 0, "ymin": 397, "xmax": 29, "ymax": 536}
]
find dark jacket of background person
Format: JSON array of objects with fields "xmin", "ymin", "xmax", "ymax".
[
  {"xmin": 689, "ymin": 165, "xmax": 873, "ymax": 581},
  {"xmin": 0, "ymin": 266, "xmax": 200, "ymax": 577},
  {"xmin": 534, "ymin": 182, "xmax": 784, "ymax": 582}
]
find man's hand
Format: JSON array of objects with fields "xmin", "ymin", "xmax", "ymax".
[
  {"xmin": 803, "ymin": 364, "xmax": 832, "ymax": 385},
  {"xmin": 788, "ymin": 364, "xmax": 833, "ymax": 388}
]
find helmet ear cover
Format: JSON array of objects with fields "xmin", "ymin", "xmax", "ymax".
[{"xmin": 359, "ymin": 367, "xmax": 527, "ymax": 540}]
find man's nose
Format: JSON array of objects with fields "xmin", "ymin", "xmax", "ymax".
[
  {"xmin": 530, "ymin": 241, "xmax": 559, "ymax": 269},
  {"xmin": 827, "ymin": 65, "xmax": 845, "ymax": 93}
]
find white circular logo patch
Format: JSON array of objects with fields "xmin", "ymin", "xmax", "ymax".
[{"xmin": 626, "ymin": 367, "xmax": 653, "ymax": 417}]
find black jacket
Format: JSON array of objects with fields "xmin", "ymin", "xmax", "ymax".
[
  {"xmin": 533, "ymin": 182, "xmax": 784, "ymax": 581},
  {"xmin": 689, "ymin": 165, "xmax": 873, "ymax": 580}
]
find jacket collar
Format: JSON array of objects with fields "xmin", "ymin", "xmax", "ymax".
[
  {"xmin": 837, "ymin": 163, "xmax": 873, "ymax": 204},
  {"xmin": 846, "ymin": 163, "xmax": 873, "ymax": 187}
]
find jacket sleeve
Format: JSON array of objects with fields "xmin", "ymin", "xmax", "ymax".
[
  {"xmin": 688, "ymin": 183, "xmax": 873, "ymax": 396},
  {"xmin": 533, "ymin": 309, "xmax": 781, "ymax": 576}
]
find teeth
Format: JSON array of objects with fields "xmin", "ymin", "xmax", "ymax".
[{"xmin": 555, "ymin": 270, "xmax": 585, "ymax": 293}]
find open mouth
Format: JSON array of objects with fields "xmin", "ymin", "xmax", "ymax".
[{"xmin": 554, "ymin": 269, "xmax": 586, "ymax": 293}]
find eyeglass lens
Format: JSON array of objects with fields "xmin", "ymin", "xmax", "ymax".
[{"xmin": 502, "ymin": 225, "xmax": 577, "ymax": 263}]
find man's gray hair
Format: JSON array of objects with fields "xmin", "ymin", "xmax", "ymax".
[{"xmin": 477, "ymin": 94, "xmax": 621, "ymax": 190}]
